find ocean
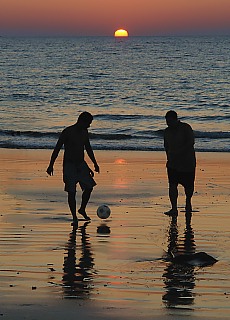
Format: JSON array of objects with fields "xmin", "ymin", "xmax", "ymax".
[{"xmin": 0, "ymin": 36, "xmax": 229, "ymax": 152}]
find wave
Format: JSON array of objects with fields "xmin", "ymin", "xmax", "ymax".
[
  {"xmin": 0, "ymin": 129, "xmax": 134, "ymax": 140},
  {"xmin": 0, "ymin": 129, "xmax": 229, "ymax": 151},
  {"xmin": 94, "ymin": 113, "xmax": 228, "ymax": 122},
  {"xmin": 0, "ymin": 129, "xmax": 230, "ymax": 141},
  {"xmin": 0, "ymin": 142, "xmax": 229, "ymax": 152},
  {"xmin": 194, "ymin": 131, "xmax": 230, "ymax": 139},
  {"xmin": 90, "ymin": 133, "xmax": 133, "ymax": 140},
  {"xmin": 94, "ymin": 114, "xmax": 163, "ymax": 121},
  {"xmin": 0, "ymin": 129, "xmax": 58, "ymax": 138}
]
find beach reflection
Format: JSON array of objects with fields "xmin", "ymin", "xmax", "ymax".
[
  {"xmin": 162, "ymin": 213, "xmax": 196, "ymax": 308},
  {"xmin": 62, "ymin": 222, "xmax": 94, "ymax": 299},
  {"xmin": 97, "ymin": 223, "xmax": 111, "ymax": 235}
]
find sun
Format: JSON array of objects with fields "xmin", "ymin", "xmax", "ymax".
[{"xmin": 114, "ymin": 29, "xmax": 129, "ymax": 37}]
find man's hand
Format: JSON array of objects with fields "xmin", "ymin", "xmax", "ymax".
[
  {"xmin": 89, "ymin": 168, "xmax": 94, "ymax": 177},
  {"xmin": 46, "ymin": 165, "xmax": 54, "ymax": 176},
  {"xmin": 94, "ymin": 163, "xmax": 100, "ymax": 173}
]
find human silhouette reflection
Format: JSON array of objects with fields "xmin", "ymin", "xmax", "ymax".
[
  {"xmin": 62, "ymin": 222, "xmax": 94, "ymax": 299},
  {"xmin": 162, "ymin": 213, "xmax": 196, "ymax": 308}
]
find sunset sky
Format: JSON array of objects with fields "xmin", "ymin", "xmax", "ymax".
[{"xmin": 1, "ymin": 0, "xmax": 230, "ymax": 36}]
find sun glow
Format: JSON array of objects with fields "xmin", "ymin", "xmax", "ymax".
[{"xmin": 114, "ymin": 29, "xmax": 129, "ymax": 37}]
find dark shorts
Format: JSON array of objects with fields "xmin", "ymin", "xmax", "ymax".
[
  {"xmin": 63, "ymin": 161, "xmax": 96, "ymax": 193},
  {"xmin": 167, "ymin": 167, "xmax": 195, "ymax": 188}
]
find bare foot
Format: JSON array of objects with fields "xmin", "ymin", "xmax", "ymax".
[
  {"xmin": 164, "ymin": 209, "xmax": 178, "ymax": 216},
  {"xmin": 78, "ymin": 209, "xmax": 91, "ymax": 221}
]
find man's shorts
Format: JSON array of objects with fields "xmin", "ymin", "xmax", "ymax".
[
  {"xmin": 63, "ymin": 161, "xmax": 96, "ymax": 193},
  {"xmin": 167, "ymin": 167, "xmax": 195, "ymax": 188}
]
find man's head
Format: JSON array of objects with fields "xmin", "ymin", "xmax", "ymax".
[
  {"xmin": 165, "ymin": 110, "xmax": 178, "ymax": 128},
  {"xmin": 77, "ymin": 112, "xmax": 93, "ymax": 129}
]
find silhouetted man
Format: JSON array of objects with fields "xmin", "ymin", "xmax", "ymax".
[
  {"xmin": 47, "ymin": 112, "xmax": 99, "ymax": 226},
  {"xmin": 164, "ymin": 110, "xmax": 196, "ymax": 216}
]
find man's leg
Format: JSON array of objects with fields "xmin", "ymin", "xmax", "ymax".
[
  {"xmin": 164, "ymin": 182, "xmax": 178, "ymax": 216},
  {"xmin": 78, "ymin": 187, "xmax": 93, "ymax": 221},
  {"xmin": 184, "ymin": 185, "xmax": 194, "ymax": 213},
  {"xmin": 68, "ymin": 191, "xmax": 78, "ymax": 224},
  {"xmin": 169, "ymin": 182, "xmax": 178, "ymax": 212},
  {"xmin": 164, "ymin": 167, "xmax": 179, "ymax": 216},
  {"xmin": 184, "ymin": 170, "xmax": 195, "ymax": 213}
]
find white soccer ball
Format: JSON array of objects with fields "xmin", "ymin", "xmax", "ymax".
[{"xmin": 97, "ymin": 205, "xmax": 111, "ymax": 219}]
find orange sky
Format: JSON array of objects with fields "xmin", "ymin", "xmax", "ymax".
[{"xmin": 1, "ymin": 0, "xmax": 230, "ymax": 36}]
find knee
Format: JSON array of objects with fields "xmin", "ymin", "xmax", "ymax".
[{"xmin": 83, "ymin": 187, "xmax": 93, "ymax": 194}]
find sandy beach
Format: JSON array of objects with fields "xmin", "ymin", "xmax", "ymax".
[{"xmin": 0, "ymin": 149, "xmax": 230, "ymax": 319}]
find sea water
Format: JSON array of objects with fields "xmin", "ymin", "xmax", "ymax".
[{"xmin": 0, "ymin": 36, "xmax": 229, "ymax": 151}]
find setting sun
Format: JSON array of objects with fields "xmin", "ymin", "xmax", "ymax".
[{"xmin": 114, "ymin": 29, "xmax": 129, "ymax": 37}]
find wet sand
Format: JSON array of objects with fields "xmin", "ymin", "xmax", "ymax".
[{"xmin": 0, "ymin": 149, "xmax": 230, "ymax": 320}]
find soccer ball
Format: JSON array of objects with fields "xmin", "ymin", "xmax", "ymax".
[{"xmin": 97, "ymin": 205, "xmax": 111, "ymax": 219}]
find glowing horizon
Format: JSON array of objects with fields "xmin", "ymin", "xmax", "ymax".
[{"xmin": 0, "ymin": 0, "xmax": 230, "ymax": 36}]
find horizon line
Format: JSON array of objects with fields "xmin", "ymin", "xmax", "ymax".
[{"xmin": 1, "ymin": 33, "xmax": 230, "ymax": 38}]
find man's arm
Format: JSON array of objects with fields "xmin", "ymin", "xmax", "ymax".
[
  {"xmin": 46, "ymin": 131, "xmax": 65, "ymax": 176},
  {"xmin": 164, "ymin": 131, "xmax": 169, "ymax": 159},
  {"xmin": 179, "ymin": 124, "xmax": 195, "ymax": 154},
  {"xmin": 85, "ymin": 135, "xmax": 100, "ymax": 173}
]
